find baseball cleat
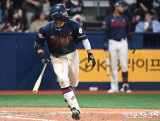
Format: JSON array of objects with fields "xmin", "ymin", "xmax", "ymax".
[
  {"xmin": 107, "ymin": 89, "xmax": 119, "ymax": 93},
  {"xmin": 71, "ymin": 108, "xmax": 81, "ymax": 120},
  {"xmin": 120, "ymin": 84, "xmax": 131, "ymax": 93}
]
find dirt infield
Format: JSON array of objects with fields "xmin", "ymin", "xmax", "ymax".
[
  {"xmin": 0, "ymin": 90, "xmax": 160, "ymax": 95},
  {"xmin": 0, "ymin": 91, "xmax": 160, "ymax": 121},
  {"xmin": 0, "ymin": 107, "xmax": 160, "ymax": 121}
]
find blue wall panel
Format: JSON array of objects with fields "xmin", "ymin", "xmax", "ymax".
[
  {"xmin": 0, "ymin": 34, "xmax": 17, "ymax": 90},
  {"xmin": 0, "ymin": 32, "xmax": 160, "ymax": 90},
  {"xmin": 17, "ymin": 33, "xmax": 58, "ymax": 90},
  {"xmin": 0, "ymin": 33, "xmax": 58, "ymax": 90},
  {"xmin": 77, "ymin": 82, "xmax": 160, "ymax": 90}
]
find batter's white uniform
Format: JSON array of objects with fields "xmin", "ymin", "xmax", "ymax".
[
  {"xmin": 51, "ymin": 50, "xmax": 79, "ymax": 88},
  {"xmin": 109, "ymin": 39, "xmax": 128, "ymax": 91},
  {"xmin": 35, "ymin": 4, "xmax": 96, "ymax": 120}
]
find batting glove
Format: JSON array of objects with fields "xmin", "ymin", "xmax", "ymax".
[
  {"xmin": 88, "ymin": 53, "xmax": 96, "ymax": 67},
  {"xmin": 41, "ymin": 58, "xmax": 49, "ymax": 66},
  {"xmin": 38, "ymin": 52, "xmax": 49, "ymax": 66}
]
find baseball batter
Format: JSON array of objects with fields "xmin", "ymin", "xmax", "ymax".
[
  {"xmin": 103, "ymin": 1, "xmax": 134, "ymax": 93},
  {"xmin": 34, "ymin": 4, "xmax": 96, "ymax": 120}
]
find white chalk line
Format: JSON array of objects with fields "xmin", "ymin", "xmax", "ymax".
[
  {"xmin": 0, "ymin": 111, "xmax": 122, "ymax": 115},
  {"xmin": 1, "ymin": 111, "xmax": 152, "ymax": 121},
  {"xmin": 30, "ymin": 111, "xmax": 119, "ymax": 114},
  {"xmin": 0, "ymin": 111, "xmax": 125, "ymax": 121},
  {"xmin": 0, "ymin": 115, "xmax": 57, "ymax": 121},
  {"xmin": 0, "ymin": 111, "xmax": 57, "ymax": 121}
]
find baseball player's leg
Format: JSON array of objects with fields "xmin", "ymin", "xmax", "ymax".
[
  {"xmin": 66, "ymin": 50, "xmax": 81, "ymax": 120},
  {"xmin": 108, "ymin": 40, "xmax": 119, "ymax": 93},
  {"xmin": 51, "ymin": 56, "xmax": 70, "ymax": 88},
  {"xmin": 119, "ymin": 39, "xmax": 128, "ymax": 75},
  {"xmin": 118, "ymin": 39, "xmax": 131, "ymax": 92},
  {"xmin": 50, "ymin": 55, "xmax": 80, "ymax": 115},
  {"xmin": 67, "ymin": 50, "xmax": 81, "ymax": 116},
  {"xmin": 68, "ymin": 50, "xmax": 79, "ymax": 88}
]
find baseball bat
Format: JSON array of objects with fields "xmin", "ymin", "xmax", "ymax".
[
  {"xmin": 105, "ymin": 58, "xmax": 110, "ymax": 76},
  {"xmin": 105, "ymin": 51, "xmax": 110, "ymax": 76},
  {"xmin": 32, "ymin": 63, "xmax": 47, "ymax": 94}
]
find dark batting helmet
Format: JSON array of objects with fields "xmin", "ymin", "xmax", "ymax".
[
  {"xmin": 114, "ymin": 1, "xmax": 124, "ymax": 7},
  {"xmin": 50, "ymin": 4, "xmax": 69, "ymax": 22}
]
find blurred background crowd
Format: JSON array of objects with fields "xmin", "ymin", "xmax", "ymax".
[{"xmin": 0, "ymin": 0, "xmax": 160, "ymax": 32}]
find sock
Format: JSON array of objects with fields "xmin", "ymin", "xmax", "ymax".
[
  {"xmin": 122, "ymin": 71, "xmax": 128, "ymax": 84},
  {"xmin": 62, "ymin": 87, "xmax": 80, "ymax": 111}
]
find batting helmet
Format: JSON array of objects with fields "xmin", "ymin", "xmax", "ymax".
[
  {"xmin": 50, "ymin": 4, "xmax": 69, "ymax": 22},
  {"xmin": 114, "ymin": 1, "xmax": 124, "ymax": 7}
]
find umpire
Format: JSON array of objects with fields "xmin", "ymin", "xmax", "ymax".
[{"xmin": 103, "ymin": 1, "xmax": 135, "ymax": 93}]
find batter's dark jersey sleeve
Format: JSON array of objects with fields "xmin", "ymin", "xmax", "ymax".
[
  {"xmin": 34, "ymin": 28, "xmax": 46, "ymax": 50},
  {"xmin": 34, "ymin": 23, "xmax": 50, "ymax": 50},
  {"xmin": 75, "ymin": 22, "xmax": 88, "ymax": 41}
]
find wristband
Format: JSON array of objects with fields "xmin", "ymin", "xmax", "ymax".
[{"xmin": 38, "ymin": 52, "xmax": 45, "ymax": 60}]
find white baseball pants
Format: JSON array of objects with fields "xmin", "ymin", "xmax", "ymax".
[
  {"xmin": 50, "ymin": 50, "xmax": 79, "ymax": 88},
  {"xmin": 109, "ymin": 39, "xmax": 128, "ymax": 90}
]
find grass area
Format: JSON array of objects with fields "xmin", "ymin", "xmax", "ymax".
[{"xmin": 0, "ymin": 94, "xmax": 160, "ymax": 109}]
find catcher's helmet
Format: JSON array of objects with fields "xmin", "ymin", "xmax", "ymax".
[{"xmin": 50, "ymin": 4, "xmax": 69, "ymax": 22}]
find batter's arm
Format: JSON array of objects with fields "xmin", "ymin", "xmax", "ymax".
[
  {"xmin": 37, "ymin": 49, "xmax": 44, "ymax": 53},
  {"xmin": 37, "ymin": 49, "xmax": 49, "ymax": 66},
  {"xmin": 75, "ymin": 22, "xmax": 96, "ymax": 67},
  {"xmin": 82, "ymin": 39, "xmax": 96, "ymax": 67},
  {"xmin": 35, "ymin": 33, "xmax": 49, "ymax": 66}
]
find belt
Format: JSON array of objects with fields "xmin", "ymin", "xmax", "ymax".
[
  {"xmin": 52, "ymin": 54, "xmax": 63, "ymax": 58},
  {"xmin": 110, "ymin": 38, "xmax": 126, "ymax": 41}
]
